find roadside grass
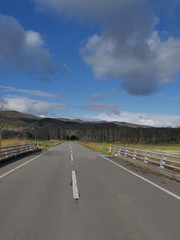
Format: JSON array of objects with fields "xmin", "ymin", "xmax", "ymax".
[
  {"xmin": 1, "ymin": 139, "xmax": 63, "ymax": 150},
  {"xmin": 77, "ymin": 141, "xmax": 112, "ymax": 154},
  {"xmin": 77, "ymin": 140, "xmax": 180, "ymax": 156},
  {"xmin": 31, "ymin": 140, "xmax": 64, "ymax": 150},
  {"xmin": 1, "ymin": 139, "xmax": 30, "ymax": 147}
]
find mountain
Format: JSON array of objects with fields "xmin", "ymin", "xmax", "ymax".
[
  {"xmin": 0, "ymin": 111, "xmax": 179, "ymax": 143},
  {"xmin": 0, "ymin": 110, "xmax": 41, "ymax": 120}
]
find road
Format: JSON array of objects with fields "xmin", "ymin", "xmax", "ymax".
[{"xmin": 0, "ymin": 141, "xmax": 179, "ymax": 240}]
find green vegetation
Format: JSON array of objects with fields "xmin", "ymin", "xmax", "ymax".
[{"xmin": 78, "ymin": 141, "xmax": 180, "ymax": 156}]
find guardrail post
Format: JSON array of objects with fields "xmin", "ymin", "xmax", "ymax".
[
  {"xmin": 133, "ymin": 150, "xmax": 137, "ymax": 160},
  {"xmin": 113, "ymin": 147, "xmax": 115, "ymax": 155},
  {"xmin": 5, "ymin": 148, "xmax": 8, "ymax": 158},
  {"xmin": 118, "ymin": 147, "xmax": 121, "ymax": 156},
  {"xmin": 125, "ymin": 148, "xmax": 128, "ymax": 157},
  {"xmin": 160, "ymin": 155, "xmax": 166, "ymax": 168},
  {"xmin": 113, "ymin": 146, "xmax": 119, "ymax": 157},
  {"xmin": 144, "ymin": 152, "xmax": 148, "ymax": 163},
  {"xmin": 14, "ymin": 146, "xmax": 17, "ymax": 156}
]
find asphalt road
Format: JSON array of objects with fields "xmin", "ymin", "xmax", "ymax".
[{"xmin": 0, "ymin": 141, "xmax": 179, "ymax": 240}]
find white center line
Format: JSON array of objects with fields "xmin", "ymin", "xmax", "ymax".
[
  {"xmin": 0, "ymin": 152, "xmax": 47, "ymax": 180},
  {"xmin": 70, "ymin": 154, "xmax": 74, "ymax": 161},
  {"xmin": 99, "ymin": 154, "xmax": 180, "ymax": 201},
  {"xmin": 72, "ymin": 170, "xmax": 79, "ymax": 200}
]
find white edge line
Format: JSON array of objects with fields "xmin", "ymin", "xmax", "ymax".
[
  {"xmin": 99, "ymin": 154, "xmax": 180, "ymax": 201},
  {"xmin": 0, "ymin": 152, "xmax": 47, "ymax": 180},
  {"xmin": 72, "ymin": 170, "xmax": 79, "ymax": 199}
]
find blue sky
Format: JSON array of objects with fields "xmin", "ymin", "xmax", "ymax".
[{"xmin": 0, "ymin": 0, "xmax": 180, "ymax": 127}]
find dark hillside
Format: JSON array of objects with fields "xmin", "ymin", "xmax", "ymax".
[{"xmin": 0, "ymin": 111, "xmax": 180, "ymax": 143}]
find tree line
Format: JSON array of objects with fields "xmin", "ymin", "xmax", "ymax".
[{"xmin": 1, "ymin": 125, "xmax": 180, "ymax": 144}]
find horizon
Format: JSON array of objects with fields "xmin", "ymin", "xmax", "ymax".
[
  {"xmin": 0, "ymin": 0, "xmax": 180, "ymax": 127},
  {"xmin": 2, "ymin": 110, "xmax": 179, "ymax": 129}
]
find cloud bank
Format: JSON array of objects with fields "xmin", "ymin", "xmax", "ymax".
[
  {"xmin": 85, "ymin": 112, "xmax": 180, "ymax": 127},
  {"xmin": 33, "ymin": 0, "xmax": 180, "ymax": 95},
  {"xmin": 0, "ymin": 86, "xmax": 60, "ymax": 99},
  {"xmin": 0, "ymin": 96, "xmax": 67, "ymax": 116},
  {"xmin": 0, "ymin": 13, "xmax": 61, "ymax": 81}
]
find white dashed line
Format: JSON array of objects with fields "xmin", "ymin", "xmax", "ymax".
[
  {"xmin": 72, "ymin": 171, "xmax": 79, "ymax": 200},
  {"xmin": 70, "ymin": 154, "xmax": 74, "ymax": 161}
]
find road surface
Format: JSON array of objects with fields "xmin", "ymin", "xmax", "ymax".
[{"xmin": 0, "ymin": 141, "xmax": 179, "ymax": 240}]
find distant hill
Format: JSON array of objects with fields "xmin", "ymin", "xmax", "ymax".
[
  {"xmin": 0, "ymin": 110, "xmax": 148, "ymax": 128},
  {"xmin": 0, "ymin": 110, "xmax": 179, "ymax": 143},
  {"xmin": 0, "ymin": 110, "xmax": 41, "ymax": 120}
]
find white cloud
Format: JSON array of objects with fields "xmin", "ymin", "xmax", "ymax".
[
  {"xmin": 0, "ymin": 96, "xmax": 67, "ymax": 115},
  {"xmin": 0, "ymin": 85, "xmax": 60, "ymax": 99},
  {"xmin": 0, "ymin": 13, "xmax": 62, "ymax": 81},
  {"xmin": 85, "ymin": 112, "xmax": 180, "ymax": 127},
  {"xmin": 81, "ymin": 31, "xmax": 180, "ymax": 95},
  {"xmin": 26, "ymin": 30, "xmax": 44, "ymax": 47},
  {"xmin": 33, "ymin": 0, "xmax": 180, "ymax": 95}
]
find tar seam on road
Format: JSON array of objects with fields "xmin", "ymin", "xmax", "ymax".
[
  {"xmin": 72, "ymin": 170, "xmax": 79, "ymax": 200},
  {"xmin": 0, "ymin": 152, "xmax": 47, "ymax": 180},
  {"xmin": 99, "ymin": 154, "xmax": 180, "ymax": 201}
]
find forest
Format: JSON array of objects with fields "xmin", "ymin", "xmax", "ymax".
[{"xmin": 1, "ymin": 111, "xmax": 180, "ymax": 144}]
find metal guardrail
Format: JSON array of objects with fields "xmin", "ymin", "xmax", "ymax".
[
  {"xmin": 0, "ymin": 144, "xmax": 35, "ymax": 161},
  {"xmin": 113, "ymin": 146, "xmax": 180, "ymax": 172}
]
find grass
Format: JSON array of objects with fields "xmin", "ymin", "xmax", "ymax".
[
  {"xmin": 1, "ymin": 139, "xmax": 30, "ymax": 147},
  {"xmin": 31, "ymin": 140, "xmax": 64, "ymax": 150},
  {"xmin": 77, "ymin": 141, "xmax": 113, "ymax": 154},
  {"xmin": 77, "ymin": 140, "xmax": 180, "ymax": 156},
  {"xmin": 2, "ymin": 139, "xmax": 180, "ymax": 155},
  {"xmin": 1, "ymin": 139, "xmax": 63, "ymax": 150}
]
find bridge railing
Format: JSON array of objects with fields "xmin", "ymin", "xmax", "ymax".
[
  {"xmin": 0, "ymin": 144, "xmax": 35, "ymax": 162},
  {"xmin": 113, "ymin": 146, "xmax": 180, "ymax": 172}
]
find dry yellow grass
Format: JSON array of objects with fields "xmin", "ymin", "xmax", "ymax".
[
  {"xmin": 1, "ymin": 139, "xmax": 64, "ymax": 150},
  {"xmin": 77, "ymin": 141, "xmax": 112, "ymax": 154},
  {"xmin": 1, "ymin": 139, "xmax": 30, "ymax": 147}
]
